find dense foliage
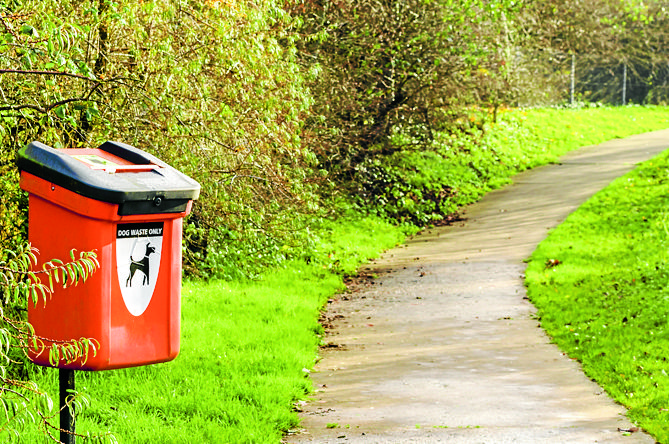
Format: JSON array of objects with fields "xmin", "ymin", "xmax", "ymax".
[
  {"xmin": 289, "ymin": 0, "xmax": 515, "ymax": 168},
  {"xmin": 0, "ymin": 0, "xmax": 317, "ymax": 280},
  {"xmin": 287, "ymin": 0, "xmax": 519, "ymax": 220}
]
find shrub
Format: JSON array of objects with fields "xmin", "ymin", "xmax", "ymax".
[{"xmin": 0, "ymin": 0, "xmax": 318, "ymax": 279}]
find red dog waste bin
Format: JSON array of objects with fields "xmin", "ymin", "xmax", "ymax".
[{"xmin": 17, "ymin": 141, "xmax": 200, "ymax": 370}]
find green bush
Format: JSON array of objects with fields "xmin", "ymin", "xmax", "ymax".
[
  {"xmin": 0, "ymin": 0, "xmax": 317, "ymax": 279},
  {"xmin": 346, "ymin": 108, "xmax": 530, "ymax": 224}
]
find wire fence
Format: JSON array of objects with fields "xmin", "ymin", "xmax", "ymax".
[{"xmin": 511, "ymin": 51, "xmax": 669, "ymax": 107}]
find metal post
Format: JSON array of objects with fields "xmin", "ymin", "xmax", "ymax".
[
  {"xmin": 570, "ymin": 53, "xmax": 575, "ymax": 106},
  {"xmin": 622, "ymin": 63, "xmax": 627, "ymax": 105},
  {"xmin": 60, "ymin": 368, "xmax": 75, "ymax": 444}
]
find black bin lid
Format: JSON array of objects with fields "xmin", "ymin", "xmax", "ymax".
[{"xmin": 17, "ymin": 141, "xmax": 200, "ymax": 215}]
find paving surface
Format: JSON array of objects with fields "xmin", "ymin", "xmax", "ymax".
[{"xmin": 286, "ymin": 130, "xmax": 669, "ymax": 444}]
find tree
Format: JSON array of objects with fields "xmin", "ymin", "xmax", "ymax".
[
  {"xmin": 289, "ymin": 0, "xmax": 516, "ymax": 172},
  {"xmin": 286, "ymin": 0, "xmax": 518, "ymax": 220}
]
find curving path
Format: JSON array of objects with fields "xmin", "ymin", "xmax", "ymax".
[{"xmin": 287, "ymin": 130, "xmax": 669, "ymax": 444}]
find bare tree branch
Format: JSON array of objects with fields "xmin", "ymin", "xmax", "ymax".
[
  {"xmin": 0, "ymin": 69, "xmax": 98, "ymax": 82},
  {"xmin": 0, "ymin": 81, "xmax": 102, "ymax": 113}
]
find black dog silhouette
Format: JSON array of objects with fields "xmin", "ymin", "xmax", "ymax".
[{"xmin": 126, "ymin": 243, "xmax": 155, "ymax": 286}]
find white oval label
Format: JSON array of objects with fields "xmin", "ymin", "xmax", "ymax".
[{"xmin": 115, "ymin": 222, "xmax": 164, "ymax": 316}]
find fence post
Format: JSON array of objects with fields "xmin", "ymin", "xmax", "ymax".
[
  {"xmin": 622, "ymin": 63, "xmax": 627, "ymax": 105},
  {"xmin": 570, "ymin": 54, "xmax": 575, "ymax": 106}
]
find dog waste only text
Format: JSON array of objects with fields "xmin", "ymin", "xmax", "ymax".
[{"xmin": 117, "ymin": 224, "xmax": 164, "ymax": 238}]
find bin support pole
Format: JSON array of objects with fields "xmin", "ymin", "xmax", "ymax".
[{"xmin": 59, "ymin": 368, "xmax": 75, "ymax": 444}]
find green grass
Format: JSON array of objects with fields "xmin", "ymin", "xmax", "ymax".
[
  {"xmin": 520, "ymin": 106, "xmax": 669, "ymax": 155},
  {"xmin": 493, "ymin": 105, "xmax": 669, "ymax": 169},
  {"xmin": 526, "ymin": 148, "xmax": 669, "ymax": 442},
  {"xmin": 16, "ymin": 106, "xmax": 669, "ymax": 443}
]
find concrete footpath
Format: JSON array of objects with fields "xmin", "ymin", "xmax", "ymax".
[{"xmin": 287, "ymin": 130, "xmax": 669, "ymax": 444}]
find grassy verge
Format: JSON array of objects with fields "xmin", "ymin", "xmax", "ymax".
[
  {"xmin": 19, "ymin": 106, "xmax": 669, "ymax": 443},
  {"xmin": 372, "ymin": 105, "xmax": 669, "ymax": 224},
  {"xmin": 525, "ymin": 148, "xmax": 669, "ymax": 442},
  {"xmin": 486, "ymin": 106, "xmax": 669, "ymax": 173},
  {"xmin": 519, "ymin": 105, "xmax": 669, "ymax": 159}
]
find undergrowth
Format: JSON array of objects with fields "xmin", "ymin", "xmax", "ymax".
[{"xmin": 353, "ymin": 106, "xmax": 669, "ymax": 225}]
